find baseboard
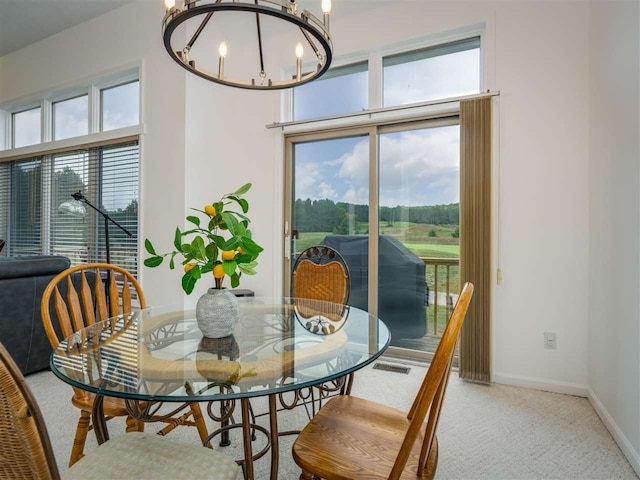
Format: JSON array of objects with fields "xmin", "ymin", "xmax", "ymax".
[
  {"xmin": 492, "ymin": 372, "xmax": 589, "ymax": 397},
  {"xmin": 587, "ymin": 387, "xmax": 640, "ymax": 477}
]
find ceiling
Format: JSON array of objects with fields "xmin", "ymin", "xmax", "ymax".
[
  {"xmin": 0, "ymin": 0, "xmax": 136, "ymax": 57},
  {"xmin": 0, "ymin": 0, "xmax": 378, "ymax": 58}
]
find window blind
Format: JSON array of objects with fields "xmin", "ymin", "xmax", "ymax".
[{"xmin": 0, "ymin": 139, "xmax": 139, "ymax": 276}]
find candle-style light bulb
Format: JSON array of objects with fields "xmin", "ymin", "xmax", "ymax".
[
  {"xmin": 218, "ymin": 41, "xmax": 227, "ymax": 79},
  {"xmin": 295, "ymin": 42, "xmax": 303, "ymax": 82},
  {"xmin": 219, "ymin": 41, "xmax": 228, "ymax": 58},
  {"xmin": 321, "ymin": 0, "xmax": 331, "ymax": 30},
  {"xmin": 164, "ymin": 0, "xmax": 175, "ymax": 10}
]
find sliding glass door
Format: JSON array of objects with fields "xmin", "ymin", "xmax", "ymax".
[{"xmin": 285, "ymin": 119, "xmax": 461, "ymax": 359}]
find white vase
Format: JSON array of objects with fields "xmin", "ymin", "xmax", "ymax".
[{"xmin": 195, "ymin": 288, "xmax": 240, "ymax": 338}]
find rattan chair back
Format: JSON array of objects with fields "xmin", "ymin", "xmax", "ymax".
[
  {"xmin": 0, "ymin": 341, "xmax": 61, "ymax": 480},
  {"xmin": 291, "ymin": 246, "xmax": 351, "ymax": 305}
]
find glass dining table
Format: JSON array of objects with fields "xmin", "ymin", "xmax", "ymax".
[{"xmin": 50, "ymin": 297, "xmax": 390, "ymax": 480}]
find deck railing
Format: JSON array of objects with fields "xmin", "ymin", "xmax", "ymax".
[{"xmin": 420, "ymin": 257, "xmax": 460, "ymax": 336}]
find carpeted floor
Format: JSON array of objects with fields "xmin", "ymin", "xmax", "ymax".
[{"xmin": 26, "ymin": 358, "xmax": 638, "ymax": 480}]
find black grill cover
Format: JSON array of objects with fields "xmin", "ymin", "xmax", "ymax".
[{"xmin": 321, "ymin": 235, "xmax": 426, "ymax": 340}]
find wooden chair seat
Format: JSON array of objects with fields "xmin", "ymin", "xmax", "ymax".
[
  {"xmin": 293, "ymin": 395, "xmax": 436, "ymax": 480},
  {"xmin": 71, "ymin": 392, "xmax": 146, "ymax": 416}
]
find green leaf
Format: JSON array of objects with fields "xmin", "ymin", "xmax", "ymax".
[
  {"xmin": 227, "ymin": 196, "xmax": 250, "ymax": 214},
  {"xmin": 240, "ymin": 237, "xmax": 263, "ymax": 256},
  {"xmin": 234, "ymin": 183, "xmax": 252, "ymax": 195},
  {"xmin": 186, "ymin": 216, "xmax": 200, "ymax": 226},
  {"xmin": 222, "ymin": 237, "xmax": 241, "ymax": 251},
  {"xmin": 221, "ymin": 212, "xmax": 239, "ymax": 235},
  {"xmin": 190, "ymin": 265, "xmax": 202, "ymax": 280},
  {"xmin": 236, "ymin": 222, "xmax": 247, "ymax": 237},
  {"xmin": 237, "ymin": 263, "xmax": 256, "ymax": 275},
  {"xmin": 174, "ymin": 227, "xmax": 182, "ymax": 251},
  {"xmin": 230, "ymin": 272, "xmax": 240, "ymax": 288},
  {"xmin": 192, "ymin": 236, "xmax": 207, "ymax": 261},
  {"xmin": 144, "ymin": 256, "xmax": 163, "ymax": 268},
  {"xmin": 205, "ymin": 242, "xmax": 217, "ymax": 261},
  {"xmin": 235, "ymin": 253, "xmax": 253, "ymax": 264},
  {"xmin": 213, "ymin": 235, "xmax": 226, "ymax": 249},
  {"xmin": 223, "ymin": 260, "xmax": 237, "ymax": 276},
  {"xmin": 182, "ymin": 243, "xmax": 192, "ymax": 253},
  {"xmin": 181, "ymin": 272, "xmax": 197, "ymax": 294},
  {"xmin": 169, "ymin": 253, "xmax": 175, "ymax": 270},
  {"xmin": 144, "ymin": 239, "xmax": 156, "ymax": 255}
]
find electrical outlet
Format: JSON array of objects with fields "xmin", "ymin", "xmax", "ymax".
[{"xmin": 544, "ymin": 332, "xmax": 557, "ymax": 350}]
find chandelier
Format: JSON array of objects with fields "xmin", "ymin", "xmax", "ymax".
[{"xmin": 162, "ymin": 0, "xmax": 333, "ymax": 90}]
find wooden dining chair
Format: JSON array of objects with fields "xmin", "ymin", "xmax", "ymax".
[
  {"xmin": 290, "ymin": 245, "xmax": 354, "ymax": 413},
  {"xmin": 0, "ymin": 341, "xmax": 239, "ymax": 480},
  {"xmin": 40, "ymin": 263, "xmax": 209, "ymax": 467},
  {"xmin": 292, "ymin": 282, "xmax": 474, "ymax": 480}
]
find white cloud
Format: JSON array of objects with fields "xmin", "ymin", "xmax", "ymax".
[{"xmin": 294, "ymin": 125, "xmax": 460, "ymax": 207}]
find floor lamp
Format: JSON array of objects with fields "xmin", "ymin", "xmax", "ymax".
[{"xmin": 59, "ymin": 191, "xmax": 132, "ymax": 265}]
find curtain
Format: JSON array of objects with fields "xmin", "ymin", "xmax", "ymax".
[{"xmin": 459, "ymin": 96, "xmax": 491, "ymax": 383}]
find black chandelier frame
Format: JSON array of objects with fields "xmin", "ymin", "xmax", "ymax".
[{"xmin": 162, "ymin": 0, "xmax": 333, "ymax": 90}]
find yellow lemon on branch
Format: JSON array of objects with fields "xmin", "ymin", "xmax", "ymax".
[
  {"xmin": 213, "ymin": 264, "xmax": 225, "ymax": 279},
  {"xmin": 204, "ymin": 204, "xmax": 216, "ymax": 216}
]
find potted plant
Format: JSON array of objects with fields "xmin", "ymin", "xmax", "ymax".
[{"xmin": 143, "ymin": 183, "xmax": 263, "ymax": 337}]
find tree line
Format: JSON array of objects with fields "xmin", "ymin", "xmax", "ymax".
[{"xmin": 294, "ymin": 198, "xmax": 459, "ymax": 233}]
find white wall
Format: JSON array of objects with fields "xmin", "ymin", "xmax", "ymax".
[{"xmin": 588, "ymin": 0, "xmax": 640, "ymax": 472}]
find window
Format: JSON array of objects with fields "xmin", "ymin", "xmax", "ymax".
[
  {"xmin": 101, "ymin": 81, "xmax": 140, "ymax": 131},
  {"xmin": 0, "ymin": 140, "xmax": 139, "ymax": 274},
  {"xmin": 0, "ymin": 70, "xmax": 140, "ymax": 274},
  {"xmin": 289, "ymin": 33, "xmax": 482, "ymax": 122},
  {"xmin": 13, "ymin": 108, "xmax": 41, "ymax": 148},
  {"xmin": 293, "ymin": 62, "xmax": 368, "ymax": 121},
  {"xmin": 53, "ymin": 95, "xmax": 88, "ymax": 140},
  {"xmin": 383, "ymin": 37, "xmax": 480, "ymax": 107}
]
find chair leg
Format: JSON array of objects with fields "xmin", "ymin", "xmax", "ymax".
[
  {"xmin": 189, "ymin": 402, "xmax": 210, "ymax": 446},
  {"xmin": 125, "ymin": 414, "xmax": 143, "ymax": 433},
  {"xmin": 299, "ymin": 470, "xmax": 317, "ymax": 480},
  {"xmin": 69, "ymin": 410, "xmax": 91, "ymax": 467}
]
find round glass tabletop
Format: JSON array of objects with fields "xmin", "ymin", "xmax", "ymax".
[{"xmin": 50, "ymin": 297, "xmax": 390, "ymax": 402}]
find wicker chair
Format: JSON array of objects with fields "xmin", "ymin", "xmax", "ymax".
[
  {"xmin": 290, "ymin": 246, "xmax": 353, "ymax": 414},
  {"xmin": 40, "ymin": 263, "xmax": 209, "ymax": 467},
  {"xmin": 0, "ymin": 341, "xmax": 239, "ymax": 480},
  {"xmin": 292, "ymin": 282, "xmax": 474, "ymax": 480}
]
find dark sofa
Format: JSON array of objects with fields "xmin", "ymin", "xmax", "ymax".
[{"xmin": 0, "ymin": 255, "xmax": 70, "ymax": 374}]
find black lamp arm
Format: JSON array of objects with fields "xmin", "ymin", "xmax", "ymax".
[{"xmin": 71, "ymin": 191, "xmax": 132, "ymax": 237}]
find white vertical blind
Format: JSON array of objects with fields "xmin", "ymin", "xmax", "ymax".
[{"xmin": 0, "ymin": 139, "xmax": 139, "ymax": 276}]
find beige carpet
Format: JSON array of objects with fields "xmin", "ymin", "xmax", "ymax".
[{"xmin": 26, "ymin": 359, "xmax": 638, "ymax": 480}]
